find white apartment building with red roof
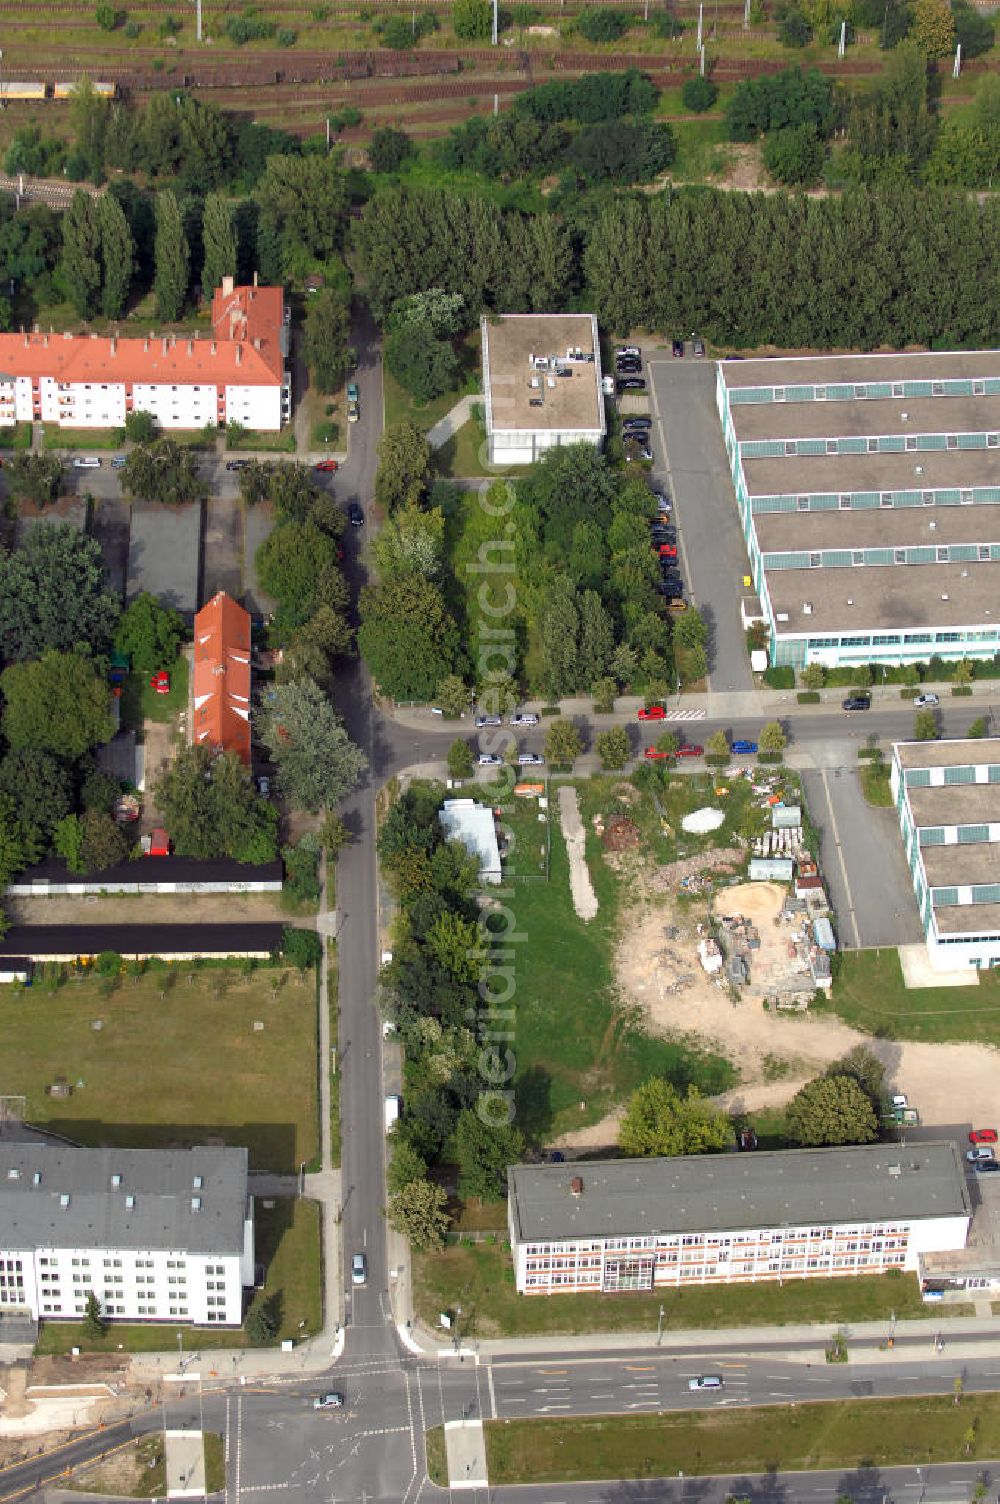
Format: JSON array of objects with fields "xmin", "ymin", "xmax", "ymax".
[{"xmin": 0, "ymin": 277, "xmax": 290, "ymax": 433}]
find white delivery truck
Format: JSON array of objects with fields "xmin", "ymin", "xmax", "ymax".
[{"xmin": 384, "ymin": 1094, "xmax": 402, "ymax": 1133}]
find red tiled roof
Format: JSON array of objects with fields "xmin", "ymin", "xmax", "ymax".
[
  {"xmin": 0, "ymin": 285, "xmax": 285, "ymax": 389},
  {"xmin": 192, "ymin": 592, "xmax": 252, "ymax": 766}
]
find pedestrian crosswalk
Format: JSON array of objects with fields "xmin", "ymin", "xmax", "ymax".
[{"xmin": 664, "ymin": 708, "xmax": 707, "ymax": 720}]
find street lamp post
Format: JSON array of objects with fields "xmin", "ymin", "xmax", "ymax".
[{"xmin": 656, "ymin": 1304, "xmax": 665, "ymax": 1345}]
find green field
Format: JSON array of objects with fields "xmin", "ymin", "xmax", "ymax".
[
  {"xmin": 413, "ymin": 1239, "xmax": 940, "ymax": 1340},
  {"xmin": 830, "ymin": 949, "xmax": 1000, "ymax": 1047},
  {"xmin": 479, "ymin": 1392, "xmax": 1000, "ymax": 1485},
  {"xmin": 36, "ymin": 1197, "xmax": 322, "ymax": 1353},
  {"xmin": 2, "ymin": 965, "xmax": 318, "ymax": 1171},
  {"xmin": 120, "ymin": 653, "xmax": 189, "ymax": 730}
]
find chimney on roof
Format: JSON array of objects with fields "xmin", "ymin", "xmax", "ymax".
[
  {"xmin": 110, "ymin": 336, "xmax": 116, "ymax": 356},
  {"xmin": 570, "ymin": 1175, "xmax": 584, "ymax": 1197},
  {"xmin": 23, "ymin": 333, "xmax": 28, "ymax": 348},
  {"xmin": 221, "ymin": 275, "xmax": 235, "ymax": 297},
  {"xmin": 188, "ymin": 339, "xmax": 193, "ymax": 356},
  {"xmin": 253, "ymin": 337, "xmax": 261, "ymax": 351},
  {"xmin": 236, "ymin": 344, "xmax": 242, "ymax": 366},
  {"xmin": 144, "ymin": 338, "xmax": 149, "ymax": 353},
  {"xmin": 162, "ymin": 337, "xmax": 168, "ymax": 355},
  {"xmin": 253, "ymin": 271, "xmax": 258, "ymax": 288},
  {"xmin": 43, "ymin": 335, "xmax": 48, "ymax": 348},
  {"xmin": 211, "ymin": 341, "xmax": 217, "ymax": 355}
]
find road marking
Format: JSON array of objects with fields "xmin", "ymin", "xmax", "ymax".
[
  {"xmin": 234, "ymin": 1394, "xmax": 243, "ymax": 1504},
  {"xmin": 538, "ymin": 1368, "xmax": 568, "ymax": 1375},
  {"xmin": 819, "ymin": 765, "xmax": 860, "ymax": 948},
  {"xmin": 487, "ymin": 1364, "xmax": 497, "ymax": 1420},
  {"xmin": 625, "ymin": 1365, "xmax": 655, "ymax": 1372}
]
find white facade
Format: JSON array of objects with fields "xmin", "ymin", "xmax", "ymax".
[
  {"xmin": 481, "ymin": 313, "xmax": 606, "ymax": 466},
  {"xmin": 0, "ymin": 1144, "xmax": 253, "ymax": 1327},
  {"xmin": 438, "ymin": 799, "xmax": 502, "ymax": 885}
]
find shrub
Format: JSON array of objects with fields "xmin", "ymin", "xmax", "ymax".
[
  {"xmin": 681, "ymin": 75, "xmax": 718, "ymax": 112},
  {"xmin": 124, "ymin": 19, "xmax": 141, "ymax": 35},
  {"xmin": 96, "ymin": 3, "xmax": 118, "ymax": 28},
  {"xmin": 652, "ymin": 9, "xmax": 684, "ymax": 35},
  {"xmin": 311, "ymin": 3, "xmax": 330, "ymax": 15},
  {"xmin": 453, "ymin": 0, "xmax": 492, "ymax": 38},
  {"xmin": 763, "ymin": 123, "xmax": 825, "ymax": 185},
  {"xmin": 797, "ymin": 690, "xmax": 821, "ymax": 704},
  {"xmin": 376, "ymin": 10, "xmax": 437, "ymax": 45},
  {"xmin": 277, "ymin": 26, "xmax": 297, "ymax": 43},
  {"xmin": 369, "ymin": 125, "xmax": 415, "ymax": 173},
  {"xmin": 777, "ymin": 6, "xmax": 813, "ymax": 45},
  {"xmin": 576, "ymin": 6, "xmax": 628, "ymax": 41},
  {"xmin": 159, "ymin": 12, "xmax": 181, "ymax": 32},
  {"xmin": 763, "ymin": 665, "xmax": 795, "ymax": 689},
  {"xmin": 226, "ymin": 11, "xmax": 276, "ymax": 42}
]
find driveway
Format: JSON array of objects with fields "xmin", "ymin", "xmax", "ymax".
[
  {"xmin": 202, "ymin": 494, "xmax": 243, "ymax": 605},
  {"xmin": 801, "ymin": 764, "xmax": 924, "ymax": 951},
  {"xmin": 647, "ymin": 358, "xmax": 754, "ymax": 692},
  {"xmin": 89, "ymin": 494, "xmax": 131, "ymax": 600},
  {"xmin": 127, "ymin": 501, "xmax": 202, "ymax": 616}
]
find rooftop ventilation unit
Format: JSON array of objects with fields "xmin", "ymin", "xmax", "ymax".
[
  {"xmin": 125, "ymin": 1194, "xmax": 135, "ymax": 1209},
  {"xmin": 59, "ymin": 1193, "xmax": 70, "ymax": 1207},
  {"xmin": 191, "ymin": 1196, "xmax": 202, "ymax": 1211},
  {"xmin": 802, "ymin": 602, "xmax": 813, "ymax": 614},
  {"xmin": 112, "ymin": 1173, "xmax": 122, "ymax": 1188},
  {"xmin": 941, "ymin": 594, "xmax": 949, "ymax": 601}
]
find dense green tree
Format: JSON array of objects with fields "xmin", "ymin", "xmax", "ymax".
[
  {"xmin": 619, "ymin": 1079, "xmax": 732, "ymax": 1157},
  {"xmin": 54, "ymin": 813, "xmax": 85, "ymax": 873},
  {"xmin": 578, "ymin": 591, "xmax": 614, "ymax": 681},
  {"xmin": 79, "ymin": 808, "xmax": 130, "ymax": 872},
  {"xmin": 61, "ymin": 190, "xmax": 102, "ymax": 318},
  {"xmin": 201, "ymin": 191, "xmax": 237, "ymax": 299},
  {"xmin": 254, "ymin": 154, "xmax": 348, "ymax": 261},
  {"xmin": 304, "ymin": 286, "xmax": 351, "ymax": 395},
  {"xmin": 0, "ymin": 524, "xmax": 119, "ymax": 662},
  {"xmin": 911, "ymin": 0, "xmax": 954, "ymax": 54},
  {"xmin": 281, "ymin": 926, "xmax": 323, "ymax": 970},
  {"xmin": 256, "ymin": 520, "xmax": 341, "ymax": 634},
  {"xmin": 114, "ymin": 593, "xmax": 186, "ymax": 674},
  {"xmin": 758, "ymin": 720, "xmax": 787, "ymax": 754},
  {"xmin": 386, "ymin": 1178, "xmax": 451, "ymax": 1251},
  {"xmin": 914, "ymin": 708, "xmax": 939, "ymax": 740},
  {"xmin": 83, "ymin": 1292, "xmax": 106, "ymax": 1339},
  {"xmin": 153, "ymin": 189, "xmax": 190, "ymax": 321},
  {"xmin": 786, "ymin": 1074, "xmax": 879, "ymax": 1146},
  {"xmin": 455, "ymin": 1108, "xmax": 524, "ymax": 1200},
  {"xmin": 119, "ymin": 440, "xmax": 202, "ymax": 505},
  {"xmin": 513, "ymin": 68, "xmax": 658, "ymax": 124},
  {"xmin": 256, "ymin": 676, "xmax": 367, "ymax": 813},
  {"xmin": 358, "ymin": 575, "xmax": 463, "ymax": 700},
  {"xmin": 96, "ymin": 190, "xmax": 134, "ymax": 319},
  {"xmin": 953, "ymin": 0, "xmax": 994, "ymax": 56},
  {"xmin": 447, "ymin": 738, "xmax": 474, "ymax": 780},
  {"xmin": 596, "ymin": 725, "xmax": 630, "ymax": 769},
  {"xmin": 385, "ymin": 323, "xmax": 458, "ymax": 403},
  {"xmin": 763, "ymin": 123, "xmax": 825, "ymax": 185},
  {"xmin": 436, "ymin": 674, "xmax": 470, "ymax": 718},
  {"xmin": 155, "ymin": 745, "xmax": 277, "ymax": 862},
  {"xmin": 375, "ymin": 422, "xmax": 432, "ymax": 513},
  {"xmin": 541, "ymin": 576, "xmax": 580, "ymax": 699},
  {"xmin": 543, "ymin": 718, "xmax": 583, "ymax": 767},
  {"xmin": 124, "ymin": 409, "xmax": 158, "ymax": 443},
  {"xmin": 369, "ymin": 126, "xmax": 416, "ymax": 174},
  {"xmin": 1, "ymin": 651, "xmax": 114, "ymax": 759},
  {"xmin": 567, "ymin": 121, "xmax": 676, "ymax": 184},
  {"xmin": 453, "ymin": 0, "xmax": 492, "ymax": 37},
  {"xmin": 386, "ymin": 1140, "xmax": 428, "ymax": 1196},
  {"xmin": 372, "ymin": 505, "xmax": 444, "ymax": 580},
  {"xmin": 682, "ymin": 75, "xmax": 718, "ymax": 113},
  {"xmin": 825, "ymin": 1046, "xmax": 886, "ymax": 1109},
  {"xmin": 4, "ymin": 453, "xmax": 63, "ymax": 508},
  {"xmin": 0, "ymin": 749, "xmax": 72, "ymax": 865}
]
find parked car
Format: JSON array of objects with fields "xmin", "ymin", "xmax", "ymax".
[
  {"xmin": 625, "ymin": 445, "xmax": 653, "ymax": 463},
  {"xmin": 258, "ymin": 775, "xmax": 270, "ymax": 797},
  {"xmin": 111, "ymin": 455, "xmax": 127, "ymax": 469},
  {"xmin": 730, "ymin": 739, "xmax": 758, "ymax": 755},
  {"xmin": 656, "ymin": 581, "xmax": 685, "ymax": 598},
  {"xmin": 73, "ymin": 456, "xmax": 102, "ymax": 469},
  {"xmin": 348, "ymin": 401, "xmax": 359, "ymax": 423},
  {"xmin": 347, "ymin": 382, "xmax": 359, "ymax": 403},
  {"xmin": 477, "ymin": 752, "xmax": 503, "ymax": 766},
  {"xmin": 518, "ymin": 752, "xmax": 545, "ymax": 766},
  {"xmin": 653, "ymin": 491, "xmax": 671, "ymax": 513},
  {"xmin": 975, "ymin": 1160, "xmax": 1000, "ymax": 1173},
  {"xmin": 149, "ymin": 671, "xmax": 170, "ymax": 695},
  {"xmin": 644, "ymin": 746, "xmax": 671, "ymax": 760},
  {"xmin": 617, "ymin": 378, "xmax": 646, "ymax": 393},
  {"xmin": 315, "ymin": 458, "xmax": 338, "ymax": 473},
  {"xmin": 623, "ymin": 414, "xmax": 651, "ymax": 428},
  {"xmin": 688, "ymin": 1375, "xmax": 722, "ymax": 1391},
  {"xmin": 638, "ymin": 706, "xmax": 666, "ymax": 720},
  {"xmin": 671, "ymin": 339, "xmax": 685, "ymax": 358},
  {"xmin": 667, "ymin": 599, "xmax": 688, "ymax": 614},
  {"xmin": 676, "ymin": 742, "xmax": 703, "ymax": 758},
  {"xmin": 348, "ymin": 501, "xmax": 364, "ymax": 527},
  {"xmin": 692, "ymin": 337, "xmax": 706, "ymax": 357},
  {"xmin": 914, "ymin": 693, "xmax": 939, "ymax": 708},
  {"xmin": 969, "ymin": 1128, "xmax": 998, "ymax": 1144},
  {"xmin": 658, "ymin": 545, "xmax": 679, "ymax": 560},
  {"xmin": 225, "ymin": 459, "xmax": 249, "ymax": 471},
  {"xmin": 967, "ymin": 1146, "xmax": 996, "ymax": 1163},
  {"xmin": 314, "ymin": 1392, "xmax": 344, "ymax": 1410},
  {"xmin": 615, "ymin": 345, "xmax": 641, "ymax": 359},
  {"xmin": 475, "ymin": 714, "xmax": 502, "ymax": 728},
  {"xmin": 509, "ymin": 712, "xmax": 539, "ymax": 727},
  {"xmin": 842, "ymin": 694, "xmax": 871, "ymax": 711},
  {"xmin": 351, "ymin": 1252, "xmax": 367, "ymax": 1286}
]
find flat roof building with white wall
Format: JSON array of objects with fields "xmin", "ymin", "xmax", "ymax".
[
  {"xmin": 481, "ymin": 313, "xmax": 606, "ymax": 465},
  {"xmin": 438, "ymin": 798, "xmax": 501, "ymax": 885},
  {"xmin": 508, "ymin": 1144, "xmax": 970, "ymax": 1295},
  {"xmin": 893, "ymin": 737, "xmax": 1000, "ymax": 970},
  {"xmin": 716, "ymin": 352, "xmax": 1000, "ymax": 671},
  {"xmin": 0, "ymin": 1143, "xmax": 253, "ymax": 1326}
]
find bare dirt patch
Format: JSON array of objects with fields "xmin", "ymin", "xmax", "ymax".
[
  {"xmin": 558, "ymin": 785, "xmax": 598, "ymax": 921},
  {"xmin": 7, "ymin": 892, "xmax": 286, "ymax": 925}
]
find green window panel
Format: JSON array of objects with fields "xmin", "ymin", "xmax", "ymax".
[
  {"xmin": 797, "ymin": 439, "xmax": 827, "ymax": 455},
  {"xmin": 932, "ymin": 888, "xmax": 960, "ymax": 907},
  {"xmin": 872, "ymin": 632, "xmax": 901, "ymax": 644},
  {"xmin": 839, "ymin": 437, "xmax": 866, "ymax": 453},
  {"xmin": 822, "ymin": 551, "xmax": 853, "ymax": 566},
  {"xmin": 902, "ymin": 381, "xmax": 932, "ymax": 397},
  {"xmin": 905, "ymin": 548, "xmax": 937, "ymax": 564},
  {"xmin": 988, "ymin": 766, "xmax": 1000, "ymax": 783},
  {"xmin": 851, "ymin": 493, "xmax": 879, "ymax": 509},
  {"xmin": 742, "ymin": 440, "xmax": 786, "ymax": 458},
  {"xmin": 786, "ymin": 386, "xmax": 813, "ymax": 400},
  {"xmin": 812, "ymin": 495, "xmax": 838, "ymax": 510},
  {"xmin": 751, "ymin": 496, "xmax": 794, "ymax": 514},
  {"xmin": 958, "ymin": 825, "xmax": 989, "ymax": 843},
  {"xmin": 918, "ymin": 434, "xmax": 948, "ymax": 450},
  {"xmin": 944, "ymin": 766, "xmax": 975, "ymax": 785},
  {"xmin": 949, "ymin": 545, "xmax": 980, "ymax": 561},
  {"xmin": 827, "ymin": 385, "xmax": 853, "ymax": 399},
  {"xmin": 905, "ymin": 769, "xmax": 932, "ymax": 787},
  {"xmin": 972, "ymin": 885, "xmax": 1000, "ymax": 904},
  {"xmin": 763, "ymin": 553, "xmax": 812, "ymax": 570},
  {"xmin": 728, "ymin": 389, "xmax": 768, "ymax": 404},
  {"xmin": 918, "ymin": 827, "xmax": 945, "ymax": 845},
  {"xmin": 893, "ymin": 493, "xmax": 921, "ymax": 508},
  {"xmin": 960, "ymin": 433, "xmax": 988, "ymax": 449},
  {"xmin": 866, "ymin": 550, "xmax": 895, "ymax": 566},
  {"xmin": 986, "ymin": 380, "xmax": 1000, "ymax": 394},
  {"xmin": 879, "ymin": 435, "xmax": 905, "ymax": 452}
]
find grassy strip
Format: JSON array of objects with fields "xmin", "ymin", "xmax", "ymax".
[
  {"xmin": 831, "ymin": 948, "xmax": 1000, "ymax": 1046},
  {"xmin": 425, "ymin": 1427, "xmax": 448, "ymax": 1488},
  {"xmin": 43, "ymin": 427, "xmax": 123, "ymax": 451},
  {"xmin": 227, "ymin": 428, "xmax": 297, "ymax": 452},
  {"xmin": 0, "ymin": 423, "xmax": 32, "ymax": 450},
  {"xmin": 859, "ymin": 758, "xmax": 892, "ymax": 807},
  {"xmin": 329, "ymin": 965, "xmax": 341, "ymax": 1169},
  {"xmin": 204, "ymin": 1432, "xmax": 226, "ymax": 1493},
  {"xmin": 36, "ymin": 1198, "xmax": 321, "ymax": 1354},
  {"xmin": 413, "ymin": 1242, "xmax": 942, "ymax": 1338},
  {"xmin": 484, "ymin": 1393, "xmax": 1000, "ymax": 1485}
]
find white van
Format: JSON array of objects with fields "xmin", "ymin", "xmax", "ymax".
[
  {"xmin": 384, "ymin": 1094, "xmax": 402, "ymax": 1133},
  {"xmin": 73, "ymin": 456, "xmax": 102, "ymax": 469}
]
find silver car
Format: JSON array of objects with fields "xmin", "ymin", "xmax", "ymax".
[
  {"xmin": 351, "ymin": 1252, "xmax": 367, "ymax": 1285},
  {"xmin": 509, "ymin": 713, "xmax": 539, "ymax": 727},
  {"xmin": 477, "ymin": 753, "xmax": 503, "ymax": 766},
  {"xmin": 518, "ymin": 752, "xmax": 545, "ymax": 766},
  {"xmin": 475, "ymin": 715, "xmax": 502, "ymax": 728}
]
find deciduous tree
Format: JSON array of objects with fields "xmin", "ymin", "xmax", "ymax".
[
  {"xmin": 447, "ymin": 738, "xmax": 474, "ymax": 780},
  {"xmin": 543, "ymin": 718, "xmax": 583, "ymax": 767},
  {"xmin": 155, "ymin": 745, "xmax": 278, "ymax": 862},
  {"xmin": 79, "ymin": 808, "xmax": 130, "ymax": 872},
  {"xmin": 375, "ymin": 421, "xmax": 432, "ymax": 513},
  {"xmin": 618, "ymin": 1079, "xmax": 732, "ymax": 1157},
  {"xmin": 785, "ymin": 1074, "xmax": 879, "ymax": 1147},
  {"xmin": 304, "ymin": 285, "xmax": 351, "ymax": 394},
  {"xmin": 758, "ymin": 720, "xmax": 787, "ymax": 754},
  {"xmin": 358, "ymin": 575, "xmax": 463, "ymax": 701},
  {"xmin": 911, "ymin": 0, "xmax": 954, "ymax": 55},
  {"xmin": 3, "ymin": 453, "xmax": 63, "ymax": 508},
  {"xmin": 114, "ymin": 593, "xmax": 186, "ymax": 674},
  {"xmin": 96, "ymin": 190, "xmax": 134, "ymax": 319},
  {"xmin": 596, "ymin": 725, "xmax": 630, "ymax": 769},
  {"xmin": 119, "ymin": 440, "xmax": 202, "ymax": 505},
  {"xmin": 1, "ymin": 651, "xmax": 114, "ymax": 759},
  {"xmin": 153, "ymin": 188, "xmax": 190, "ymax": 321},
  {"xmin": 255, "ymin": 676, "xmax": 367, "ymax": 813},
  {"xmin": 0, "ymin": 749, "xmax": 72, "ymax": 865},
  {"xmin": 825, "ymin": 1045, "xmax": 886, "ymax": 1109},
  {"xmin": 455, "ymin": 1108, "xmax": 524, "ymax": 1201},
  {"xmin": 61, "ymin": 190, "xmax": 101, "ymax": 318},
  {"xmin": 387, "ymin": 1178, "xmax": 451, "ymax": 1251},
  {"xmin": 201, "ymin": 191, "xmax": 237, "ymax": 299}
]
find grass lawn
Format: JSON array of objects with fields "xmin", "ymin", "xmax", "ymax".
[
  {"xmin": 425, "ymin": 1426, "xmax": 448, "ymax": 1488},
  {"xmin": 859, "ymin": 758, "xmax": 892, "ymax": 807},
  {"xmin": 204, "ymin": 1434, "xmax": 226, "ymax": 1494},
  {"xmin": 0, "ymin": 422, "xmax": 32, "ymax": 450},
  {"xmin": 36, "ymin": 1197, "xmax": 322, "ymax": 1355},
  {"xmin": 433, "ymin": 418, "xmax": 517, "ymax": 480},
  {"xmin": 830, "ymin": 948, "xmax": 1000, "ymax": 1047},
  {"xmin": 43, "ymin": 427, "xmax": 123, "ymax": 451},
  {"xmin": 2, "ymin": 965, "xmax": 318, "ymax": 1172},
  {"xmin": 669, "ymin": 117, "xmax": 732, "ymax": 183},
  {"xmin": 329, "ymin": 966, "xmax": 341, "ymax": 1168},
  {"xmin": 414, "ymin": 1241, "xmax": 940, "ymax": 1338},
  {"xmin": 227, "ymin": 428, "xmax": 296, "ymax": 453},
  {"xmin": 383, "ymin": 333, "xmax": 481, "ymax": 434},
  {"xmin": 482, "ymin": 1392, "xmax": 1000, "ymax": 1484},
  {"xmin": 119, "ymin": 653, "xmax": 189, "ymax": 731}
]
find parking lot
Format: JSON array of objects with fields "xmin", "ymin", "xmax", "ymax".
[
  {"xmin": 646, "ymin": 354, "xmax": 755, "ymax": 693},
  {"xmin": 127, "ymin": 501, "xmax": 202, "ymax": 616}
]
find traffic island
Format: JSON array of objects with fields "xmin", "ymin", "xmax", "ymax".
[{"xmin": 443, "ymin": 1419, "xmax": 488, "ymax": 1491}]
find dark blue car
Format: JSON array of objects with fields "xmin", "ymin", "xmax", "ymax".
[{"xmin": 731, "ymin": 739, "xmax": 758, "ymax": 755}]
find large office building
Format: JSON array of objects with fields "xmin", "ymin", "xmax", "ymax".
[
  {"xmin": 0, "ymin": 278, "xmax": 290, "ymax": 433},
  {"xmin": 481, "ymin": 313, "xmax": 606, "ymax": 465},
  {"xmin": 893, "ymin": 737, "xmax": 1000, "ymax": 971},
  {"xmin": 717, "ymin": 352, "xmax": 1000, "ymax": 671},
  {"xmin": 508, "ymin": 1144, "xmax": 970, "ymax": 1295},
  {"xmin": 0, "ymin": 1143, "xmax": 254, "ymax": 1326}
]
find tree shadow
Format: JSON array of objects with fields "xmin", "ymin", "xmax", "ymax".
[{"xmin": 514, "ymin": 1065, "xmax": 554, "ymax": 1144}]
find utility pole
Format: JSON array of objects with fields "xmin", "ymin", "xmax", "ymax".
[
  {"xmin": 953, "ymin": 40, "xmax": 962, "ymax": 76},
  {"xmin": 656, "ymin": 1304, "xmax": 665, "ymax": 1345},
  {"xmin": 492, "ymin": 0, "xmax": 498, "ymax": 45}
]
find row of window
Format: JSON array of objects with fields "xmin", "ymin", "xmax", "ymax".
[
  {"xmin": 753, "ymin": 489, "xmax": 1000, "ymax": 515},
  {"xmin": 524, "ymin": 1250, "xmax": 908, "ymax": 1287},
  {"xmin": 743, "ymin": 433, "xmax": 1000, "ymax": 459},
  {"xmin": 728, "ymin": 378, "xmax": 1000, "ymax": 405},
  {"xmin": 932, "ymin": 885, "xmax": 1000, "ymax": 907},
  {"xmin": 906, "ymin": 766, "xmax": 1000, "ymax": 787},
  {"xmin": 766, "ymin": 545, "xmax": 1000, "ymax": 571},
  {"xmin": 523, "ymin": 1226, "xmax": 909, "ymax": 1257}
]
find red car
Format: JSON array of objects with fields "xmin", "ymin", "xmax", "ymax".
[
  {"xmin": 658, "ymin": 545, "xmax": 678, "ymax": 559},
  {"xmin": 638, "ymin": 706, "xmax": 666, "ymax": 721},
  {"xmin": 969, "ymin": 1128, "xmax": 998, "ymax": 1144},
  {"xmin": 675, "ymin": 742, "xmax": 704, "ymax": 758},
  {"xmin": 149, "ymin": 671, "xmax": 170, "ymax": 695},
  {"xmin": 315, "ymin": 458, "xmax": 338, "ymax": 473},
  {"xmin": 644, "ymin": 746, "xmax": 671, "ymax": 760}
]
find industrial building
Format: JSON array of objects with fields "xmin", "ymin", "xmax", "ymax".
[
  {"xmin": 0, "ymin": 1144, "xmax": 253, "ymax": 1326},
  {"xmin": 508, "ymin": 1144, "xmax": 970, "ymax": 1295},
  {"xmin": 0, "ymin": 279, "xmax": 289, "ymax": 433},
  {"xmin": 481, "ymin": 313, "xmax": 605, "ymax": 465},
  {"xmin": 717, "ymin": 352, "xmax": 1000, "ymax": 671},
  {"xmin": 893, "ymin": 737, "xmax": 1000, "ymax": 971}
]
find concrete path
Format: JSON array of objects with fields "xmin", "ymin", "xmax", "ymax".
[{"xmin": 426, "ymin": 395, "xmax": 476, "ymax": 450}]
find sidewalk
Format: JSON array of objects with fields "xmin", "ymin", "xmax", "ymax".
[{"xmin": 426, "ymin": 396, "xmax": 477, "ymax": 451}]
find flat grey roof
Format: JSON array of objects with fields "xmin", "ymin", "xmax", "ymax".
[
  {"xmin": 934, "ymin": 903, "xmax": 1000, "ymax": 935},
  {"xmin": 922, "ymin": 843, "xmax": 1000, "ymax": 889},
  {"xmin": 482, "ymin": 314, "xmax": 603, "ymax": 435},
  {"xmin": 0, "ymin": 1143, "xmax": 248, "ymax": 1255},
  {"xmin": 895, "ymin": 738, "xmax": 1000, "ymax": 770},
  {"xmin": 743, "ymin": 446, "xmax": 1000, "ymax": 499},
  {"xmin": 767, "ymin": 560, "xmax": 1000, "ymax": 635},
  {"xmin": 731, "ymin": 394, "xmax": 1000, "ymax": 444},
  {"xmin": 908, "ymin": 783, "xmax": 1000, "ymax": 828},
  {"xmin": 720, "ymin": 351, "xmax": 1000, "ymax": 390},
  {"xmin": 755, "ymin": 504, "xmax": 1000, "ymax": 554},
  {"xmin": 508, "ymin": 1143, "xmax": 969, "ymax": 1243}
]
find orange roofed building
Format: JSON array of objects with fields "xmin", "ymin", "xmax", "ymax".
[
  {"xmin": 192, "ymin": 592, "xmax": 252, "ymax": 766},
  {"xmin": 0, "ymin": 277, "xmax": 290, "ymax": 433}
]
